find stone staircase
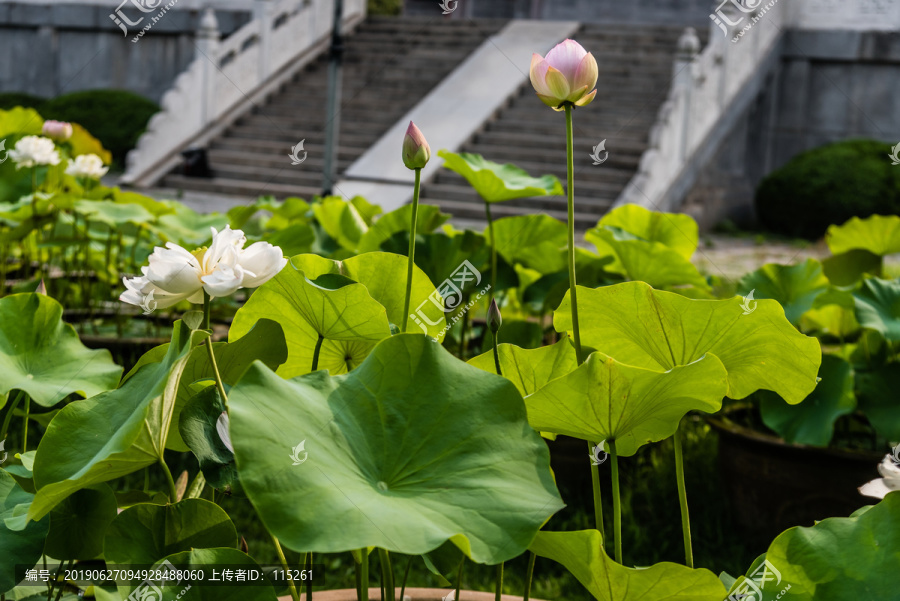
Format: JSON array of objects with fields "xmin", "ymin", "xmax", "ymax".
[
  {"xmin": 162, "ymin": 15, "xmax": 507, "ymax": 199},
  {"xmin": 418, "ymin": 24, "xmax": 704, "ymax": 230}
]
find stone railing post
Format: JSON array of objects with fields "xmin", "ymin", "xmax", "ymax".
[
  {"xmin": 673, "ymin": 27, "xmax": 700, "ymax": 163},
  {"xmin": 196, "ymin": 8, "xmax": 220, "ymax": 127},
  {"xmin": 254, "ymin": 0, "xmax": 273, "ymax": 82}
]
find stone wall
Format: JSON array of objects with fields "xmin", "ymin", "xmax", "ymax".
[
  {"xmin": 0, "ymin": 2, "xmax": 250, "ymax": 102},
  {"xmin": 683, "ymin": 29, "xmax": 900, "ymax": 229}
]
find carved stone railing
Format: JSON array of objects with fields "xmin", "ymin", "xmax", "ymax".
[
  {"xmin": 122, "ymin": 0, "xmax": 366, "ymax": 187},
  {"xmin": 615, "ymin": 0, "xmax": 899, "ymax": 212}
]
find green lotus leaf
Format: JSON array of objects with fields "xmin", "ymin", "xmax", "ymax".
[
  {"xmin": 737, "ymin": 259, "xmax": 830, "ymax": 325},
  {"xmin": 0, "ymin": 107, "xmax": 43, "ymax": 138},
  {"xmin": 0, "ymin": 469, "xmax": 48, "ymax": 595},
  {"xmin": 523, "ymin": 352, "xmax": 727, "ymax": 456},
  {"xmin": 73, "ymin": 199, "xmax": 155, "ymax": 229},
  {"xmin": 44, "ymin": 483, "xmax": 117, "ymax": 560},
  {"xmin": 521, "ymin": 249, "xmax": 617, "ymax": 314},
  {"xmin": 381, "ymin": 229, "xmax": 491, "ymax": 294},
  {"xmin": 231, "ymin": 258, "xmax": 391, "ymax": 378},
  {"xmin": 312, "ymin": 197, "xmax": 368, "ymax": 251},
  {"xmin": 555, "ymin": 282, "xmax": 821, "ymax": 403},
  {"xmin": 105, "ymin": 499, "xmax": 237, "ymax": 567},
  {"xmin": 855, "ymin": 363, "xmax": 900, "ymax": 440},
  {"xmin": 853, "ymin": 277, "xmax": 900, "ymax": 341},
  {"xmin": 800, "ymin": 305, "xmax": 861, "ymax": 340},
  {"xmin": 261, "ymin": 222, "xmax": 315, "ymax": 257},
  {"xmin": 29, "ymin": 321, "xmax": 208, "ymax": 521},
  {"xmin": 179, "ymin": 387, "xmax": 238, "ymax": 492},
  {"xmin": 529, "ymin": 530, "xmax": 728, "ymax": 601},
  {"xmin": 0, "ymin": 293, "xmax": 122, "ymax": 407},
  {"xmin": 468, "ymin": 339, "xmax": 578, "ymax": 397},
  {"xmin": 106, "ymin": 500, "xmax": 237, "ymax": 596},
  {"xmin": 826, "ymin": 214, "xmax": 900, "ymax": 256},
  {"xmin": 168, "ymin": 318, "xmax": 287, "ymax": 451},
  {"xmin": 587, "ymin": 204, "xmax": 699, "ymax": 261},
  {"xmin": 227, "ymin": 334, "xmax": 563, "ymax": 562},
  {"xmin": 357, "ymin": 204, "xmax": 449, "ymax": 253},
  {"xmin": 588, "ymin": 226, "xmax": 708, "ymax": 289},
  {"xmin": 759, "ymin": 355, "xmax": 855, "ymax": 446},
  {"xmin": 232, "ymin": 252, "xmax": 448, "ymax": 376},
  {"xmin": 153, "ymin": 548, "xmax": 277, "ymax": 601},
  {"xmin": 737, "ymin": 493, "xmax": 900, "ymax": 600},
  {"xmin": 491, "ymin": 214, "xmax": 567, "ymax": 274},
  {"xmin": 822, "ymin": 249, "xmax": 882, "ymax": 286},
  {"xmin": 438, "ymin": 150, "xmax": 563, "ymax": 202},
  {"xmin": 153, "ymin": 202, "xmax": 228, "ymax": 248},
  {"xmin": 106, "ymin": 188, "xmax": 174, "ymax": 217}
]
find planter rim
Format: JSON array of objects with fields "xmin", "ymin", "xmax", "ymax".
[
  {"xmin": 279, "ymin": 587, "xmax": 547, "ymax": 601},
  {"xmin": 706, "ymin": 409, "xmax": 883, "ymax": 462}
]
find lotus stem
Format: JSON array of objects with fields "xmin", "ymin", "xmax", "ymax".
[
  {"xmin": 21, "ymin": 396, "xmax": 30, "ymax": 453},
  {"xmin": 494, "ymin": 562, "xmax": 503, "ymax": 601},
  {"xmin": 272, "ymin": 535, "xmax": 300, "ymax": 601},
  {"xmin": 609, "ymin": 439, "xmax": 622, "ymax": 564},
  {"xmin": 306, "ymin": 551, "xmax": 313, "ymax": 601},
  {"xmin": 159, "ymin": 456, "xmax": 178, "ymax": 503},
  {"xmin": 492, "ymin": 332, "xmax": 502, "ymax": 376},
  {"xmin": 378, "ymin": 548, "xmax": 395, "ymax": 601},
  {"xmin": 359, "ymin": 548, "xmax": 369, "ymax": 601},
  {"xmin": 455, "ymin": 558, "xmax": 465, "ymax": 601},
  {"xmin": 588, "ymin": 440, "xmax": 605, "ymax": 549},
  {"xmin": 674, "ymin": 420, "xmax": 694, "ymax": 568},
  {"xmin": 0, "ymin": 390, "xmax": 24, "ymax": 442},
  {"xmin": 459, "ymin": 294, "xmax": 471, "ymax": 359},
  {"xmin": 312, "ymin": 333, "xmax": 324, "ymax": 372},
  {"xmin": 485, "ymin": 201, "xmax": 497, "ymax": 296},
  {"xmin": 401, "ymin": 168, "xmax": 422, "ymax": 333},
  {"xmin": 522, "ymin": 552, "xmax": 535, "ymax": 601},
  {"xmin": 202, "ymin": 292, "xmax": 228, "ymax": 403},
  {"xmin": 399, "ymin": 556, "xmax": 412, "ymax": 601},
  {"xmin": 563, "ymin": 104, "xmax": 584, "ymax": 365},
  {"xmin": 53, "ymin": 560, "xmax": 69, "ymax": 601}
]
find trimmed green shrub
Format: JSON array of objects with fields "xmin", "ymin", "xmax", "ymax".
[
  {"xmin": 755, "ymin": 139, "xmax": 900, "ymax": 240},
  {"xmin": 368, "ymin": 0, "xmax": 402, "ymax": 15},
  {"xmin": 39, "ymin": 89, "xmax": 159, "ymax": 167},
  {"xmin": 0, "ymin": 93, "xmax": 46, "ymax": 111}
]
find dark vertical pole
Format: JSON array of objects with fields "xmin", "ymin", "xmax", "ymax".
[{"xmin": 322, "ymin": 0, "xmax": 344, "ymax": 196}]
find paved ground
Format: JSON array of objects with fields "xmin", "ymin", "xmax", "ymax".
[{"xmin": 693, "ymin": 234, "xmax": 828, "ymax": 280}]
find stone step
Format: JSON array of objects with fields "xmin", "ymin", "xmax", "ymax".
[
  {"xmin": 207, "ymin": 149, "xmax": 353, "ymax": 171},
  {"xmin": 163, "ymin": 174, "xmax": 322, "ymax": 200},
  {"xmin": 210, "ymin": 138, "xmax": 367, "ymax": 160}
]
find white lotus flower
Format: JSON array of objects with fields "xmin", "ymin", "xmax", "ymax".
[
  {"xmin": 65, "ymin": 154, "xmax": 109, "ymax": 179},
  {"xmin": 119, "ymin": 226, "xmax": 287, "ymax": 310},
  {"xmin": 859, "ymin": 455, "xmax": 900, "ymax": 499},
  {"xmin": 9, "ymin": 136, "xmax": 61, "ymax": 169}
]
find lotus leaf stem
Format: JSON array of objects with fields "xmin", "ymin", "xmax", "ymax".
[
  {"xmin": 610, "ymin": 439, "xmax": 622, "ymax": 564},
  {"xmin": 674, "ymin": 420, "xmax": 694, "ymax": 568},
  {"xmin": 401, "ymin": 168, "xmax": 422, "ymax": 333}
]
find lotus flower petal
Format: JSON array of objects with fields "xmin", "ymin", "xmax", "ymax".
[{"xmin": 544, "ymin": 39, "xmax": 587, "ymax": 81}]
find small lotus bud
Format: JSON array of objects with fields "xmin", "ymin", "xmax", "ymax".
[
  {"xmin": 35, "ymin": 279, "xmax": 47, "ymax": 295},
  {"xmin": 42, "ymin": 120, "xmax": 73, "ymax": 141},
  {"xmin": 487, "ymin": 298, "xmax": 502, "ymax": 334},
  {"xmin": 401, "ymin": 121, "xmax": 431, "ymax": 170}
]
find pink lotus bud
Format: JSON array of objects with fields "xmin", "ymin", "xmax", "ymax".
[
  {"xmin": 487, "ymin": 298, "xmax": 502, "ymax": 334},
  {"xmin": 42, "ymin": 120, "xmax": 73, "ymax": 141},
  {"xmin": 402, "ymin": 121, "xmax": 431, "ymax": 170},
  {"xmin": 529, "ymin": 39, "xmax": 598, "ymax": 111}
]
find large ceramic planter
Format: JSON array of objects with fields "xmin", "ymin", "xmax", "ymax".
[
  {"xmin": 707, "ymin": 411, "xmax": 882, "ymax": 548},
  {"xmin": 280, "ymin": 588, "xmax": 546, "ymax": 601}
]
